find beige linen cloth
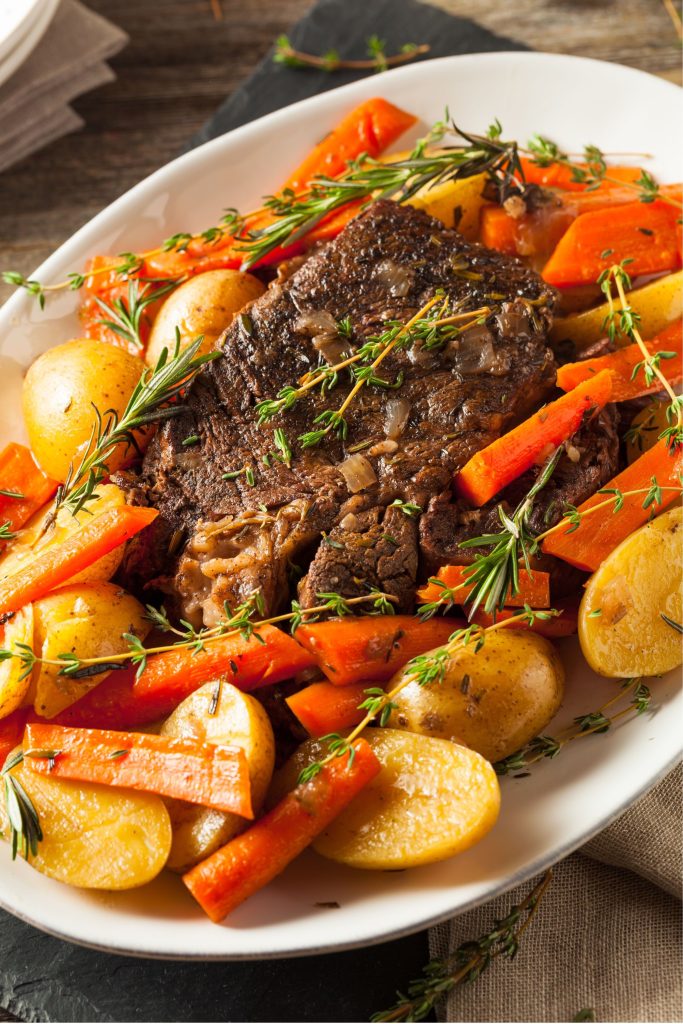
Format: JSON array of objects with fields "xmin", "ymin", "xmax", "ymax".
[{"xmin": 430, "ymin": 762, "xmax": 682, "ymax": 1022}]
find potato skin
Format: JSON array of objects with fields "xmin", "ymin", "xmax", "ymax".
[
  {"xmin": 579, "ymin": 505, "xmax": 683, "ymax": 677},
  {"xmin": 272, "ymin": 728, "xmax": 500, "ymax": 870},
  {"xmin": 160, "ymin": 680, "xmax": 275, "ymax": 872},
  {"xmin": 32, "ymin": 581, "xmax": 149, "ymax": 718},
  {"xmin": 0, "ymin": 606, "xmax": 33, "ymax": 719},
  {"xmin": 0, "ymin": 749, "xmax": 171, "ymax": 889},
  {"xmin": 145, "ymin": 269, "xmax": 265, "ymax": 367},
  {"xmin": 22, "ymin": 339, "xmax": 144, "ymax": 482},
  {"xmin": 388, "ymin": 631, "xmax": 565, "ymax": 763}
]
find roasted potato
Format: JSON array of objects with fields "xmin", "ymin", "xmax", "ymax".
[
  {"xmin": 625, "ymin": 402, "xmax": 671, "ymax": 465},
  {"xmin": 145, "ymin": 269, "xmax": 265, "ymax": 367},
  {"xmin": 381, "ymin": 150, "xmax": 487, "ymax": 239},
  {"xmin": 272, "ymin": 728, "xmax": 500, "ymax": 870},
  {"xmin": 579, "ymin": 505, "xmax": 683, "ymax": 677},
  {"xmin": 160, "ymin": 680, "xmax": 275, "ymax": 872},
  {"xmin": 387, "ymin": 631, "xmax": 565, "ymax": 763},
  {"xmin": 0, "ymin": 749, "xmax": 171, "ymax": 888},
  {"xmin": 32, "ymin": 581, "xmax": 149, "ymax": 718},
  {"xmin": 0, "ymin": 606, "xmax": 34, "ymax": 719},
  {"xmin": 22, "ymin": 338, "xmax": 145, "ymax": 482},
  {"xmin": 0, "ymin": 484, "xmax": 127, "ymax": 587},
  {"xmin": 551, "ymin": 270, "xmax": 683, "ymax": 353}
]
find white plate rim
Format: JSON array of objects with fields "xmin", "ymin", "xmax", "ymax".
[{"xmin": 0, "ymin": 50, "xmax": 681, "ymax": 960}]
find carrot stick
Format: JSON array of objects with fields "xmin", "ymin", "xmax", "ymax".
[
  {"xmin": 286, "ymin": 681, "xmax": 370, "ymax": 736},
  {"xmin": 183, "ymin": 739, "xmax": 380, "ymax": 922},
  {"xmin": 542, "ymin": 200, "xmax": 682, "ymax": 288},
  {"xmin": 25, "ymin": 722, "xmax": 252, "ymax": 816},
  {"xmin": 0, "ymin": 444, "xmax": 58, "ymax": 537},
  {"xmin": 417, "ymin": 564, "xmax": 550, "ymax": 609},
  {"xmin": 454, "ymin": 370, "xmax": 613, "ymax": 507},
  {"xmin": 0, "ymin": 505, "xmax": 158, "ymax": 616},
  {"xmin": 469, "ymin": 604, "xmax": 579, "ymax": 638},
  {"xmin": 519, "ymin": 159, "xmax": 646, "ymax": 192},
  {"xmin": 295, "ymin": 615, "xmax": 459, "ymax": 687},
  {"xmin": 0, "ymin": 708, "xmax": 28, "ymax": 767},
  {"xmin": 556, "ymin": 319, "xmax": 682, "ymax": 400},
  {"xmin": 49, "ymin": 624, "xmax": 316, "ymax": 730},
  {"xmin": 541, "ymin": 439, "xmax": 683, "ymax": 571}
]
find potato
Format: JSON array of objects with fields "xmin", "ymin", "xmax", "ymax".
[
  {"xmin": 625, "ymin": 401, "xmax": 670, "ymax": 465},
  {"xmin": 381, "ymin": 150, "xmax": 487, "ymax": 239},
  {"xmin": 551, "ymin": 270, "xmax": 683, "ymax": 353},
  {"xmin": 272, "ymin": 728, "xmax": 500, "ymax": 870},
  {"xmin": 0, "ymin": 484, "xmax": 127, "ymax": 587},
  {"xmin": 32, "ymin": 581, "xmax": 149, "ymax": 718},
  {"xmin": 387, "ymin": 631, "xmax": 564, "ymax": 763},
  {"xmin": 0, "ymin": 749, "xmax": 171, "ymax": 888},
  {"xmin": 160, "ymin": 680, "xmax": 275, "ymax": 872},
  {"xmin": 0, "ymin": 606, "xmax": 33, "ymax": 719},
  {"xmin": 579, "ymin": 505, "xmax": 683, "ymax": 677},
  {"xmin": 145, "ymin": 269, "xmax": 265, "ymax": 367},
  {"xmin": 22, "ymin": 338, "xmax": 145, "ymax": 482}
]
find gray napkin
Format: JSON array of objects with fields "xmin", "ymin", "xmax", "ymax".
[{"xmin": 0, "ymin": 0, "xmax": 128, "ymax": 173}]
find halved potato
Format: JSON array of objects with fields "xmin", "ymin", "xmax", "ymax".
[
  {"xmin": 0, "ymin": 606, "xmax": 34, "ymax": 719},
  {"xmin": 387, "ymin": 630, "xmax": 564, "ymax": 763},
  {"xmin": 382, "ymin": 150, "xmax": 486, "ymax": 239},
  {"xmin": 32, "ymin": 581, "xmax": 149, "ymax": 718},
  {"xmin": 271, "ymin": 728, "xmax": 500, "ymax": 870},
  {"xmin": 579, "ymin": 505, "xmax": 683, "ymax": 677},
  {"xmin": 0, "ymin": 483, "xmax": 127, "ymax": 587},
  {"xmin": 0, "ymin": 749, "xmax": 171, "ymax": 889},
  {"xmin": 160, "ymin": 680, "xmax": 275, "ymax": 872},
  {"xmin": 625, "ymin": 402, "xmax": 670, "ymax": 465}
]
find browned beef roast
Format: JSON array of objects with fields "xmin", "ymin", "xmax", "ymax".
[{"xmin": 119, "ymin": 199, "xmax": 571, "ymax": 626}]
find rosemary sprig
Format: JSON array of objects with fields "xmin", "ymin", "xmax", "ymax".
[
  {"xmin": 0, "ymin": 521, "xmax": 17, "ymax": 542},
  {"xmin": 274, "ymin": 35, "xmax": 430, "ymax": 73},
  {"xmin": 55, "ymin": 335, "xmax": 221, "ymax": 518},
  {"xmin": 0, "ymin": 489, "xmax": 23, "ymax": 500},
  {"xmin": 1, "ymin": 750, "xmax": 42, "ymax": 861},
  {"xmin": 373, "ymin": 869, "xmax": 553, "ymax": 1022},
  {"xmin": 93, "ymin": 279, "xmax": 177, "ymax": 350}
]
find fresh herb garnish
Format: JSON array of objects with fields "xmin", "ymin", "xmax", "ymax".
[
  {"xmin": 93, "ymin": 279, "xmax": 177, "ymax": 351},
  {"xmin": 1, "ymin": 750, "xmax": 42, "ymax": 861},
  {"xmin": 274, "ymin": 35, "xmax": 429, "ymax": 74}
]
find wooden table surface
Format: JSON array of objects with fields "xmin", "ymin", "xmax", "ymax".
[{"xmin": 0, "ymin": 1, "xmax": 679, "ymax": 1020}]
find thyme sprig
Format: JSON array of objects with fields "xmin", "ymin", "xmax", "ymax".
[
  {"xmin": 93, "ymin": 279, "xmax": 177, "ymax": 351},
  {"xmin": 274, "ymin": 35, "xmax": 430, "ymax": 73},
  {"xmin": 373, "ymin": 869, "xmax": 553, "ymax": 1022},
  {"xmin": 1, "ymin": 750, "xmax": 42, "ymax": 861},
  {"xmin": 495, "ymin": 677, "xmax": 651, "ymax": 776},
  {"xmin": 55, "ymin": 335, "xmax": 220, "ymax": 518}
]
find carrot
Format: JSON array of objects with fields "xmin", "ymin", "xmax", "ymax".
[
  {"xmin": 0, "ymin": 708, "xmax": 28, "ymax": 766},
  {"xmin": 183, "ymin": 738, "xmax": 380, "ymax": 921},
  {"xmin": 0, "ymin": 443, "xmax": 58, "ymax": 537},
  {"xmin": 454, "ymin": 370, "xmax": 613, "ymax": 507},
  {"xmin": 286, "ymin": 681, "xmax": 370, "ymax": 736},
  {"xmin": 417, "ymin": 564, "xmax": 550, "ymax": 609},
  {"xmin": 519, "ymin": 159, "xmax": 646, "ymax": 193},
  {"xmin": 556, "ymin": 319, "xmax": 682, "ymax": 401},
  {"xmin": 0, "ymin": 505, "xmax": 158, "ymax": 616},
  {"xmin": 50, "ymin": 624, "xmax": 316, "ymax": 731},
  {"xmin": 24, "ymin": 722, "xmax": 252, "ymax": 816},
  {"xmin": 469, "ymin": 604, "xmax": 578, "ymax": 638},
  {"xmin": 282, "ymin": 98, "xmax": 416, "ymax": 193},
  {"xmin": 542, "ymin": 200, "xmax": 682, "ymax": 288},
  {"xmin": 295, "ymin": 615, "xmax": 460, "ymax": 687},
  {"xmin": 541, "ymin": 439, "xmax": 683, "ymax": 571}
]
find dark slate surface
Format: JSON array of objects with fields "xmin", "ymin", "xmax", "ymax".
[{"xmin": 0, "ymin": 1, "xmax": 526, "ymax": 1021}]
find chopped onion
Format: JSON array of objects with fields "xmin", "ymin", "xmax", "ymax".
[
  {"xmin": 368, "ymin": 439, "xmax": 399, "ymax": 456},
  {"xmin": 312, "ymin": 334, "xmax": 348, "ymax": 365},
  {"xmin": 294, "ymin": 309, "xmax": 338, "ymax": 336},
  {"xmin": 339, "ymin": 453, "xmax": 378, "ymax": 493},
  {"xmin": 385, "ymin": 397, "xmax": 411, "ymax": 439},
  {"xmin": 340, "ymin": 512, "xmax": 360, "ymax": 531},
  {"xmin": 565, "ymin": 443, "xmax": 582, "ymax": 464},
  {"xmin": 373, "ymin": 259, "xmax": 413, "ymax": 298},
  {"xmin": 454, "ymin": 328, "xmax": 496, "ymax": 375}
]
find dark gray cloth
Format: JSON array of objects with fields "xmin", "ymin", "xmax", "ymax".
[{"xmin": 0, "ymin": 1, "xmax": 525, "ymax": 1020}]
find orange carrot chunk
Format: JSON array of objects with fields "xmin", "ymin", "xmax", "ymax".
[
  {"xmin": 0, "ymin": 505, "xmax": 158, "ymax": 616},
  {"xmin": 51, "ymin": 625, "xmax": 316, "ymax": 731},
  {"xmin": 417, "ymin": 565, "xmax": 550, "ymax": 609},
  {"xmin": 518, "ymin": 159, "xmax": 646, "ymax": 193},
  {"xmin": 286, "ymin": 681, "xmax": 370, "ymax": 736},
  {"xmin": 541, "ymin": 440, "xmax": 683, "ymax": 571},
  {"xmin": 542, "ymin": 200, "xmax": 682, "ymax": 288},
  {"xmin": 295, "ymin": 615, "xmax": 460, "ymax": 687},
  {"xmin": 0, "ymin": 443, "xmax": 58, "ymax": 537},
  {"xmin": 556, "ymin": 319, "xmax": 683, "ymax": 401},
  {"xmin": 24, "ymin": 722, "xmax": 253, "ymax": 816},
  {"xmin": 183, "ymin": 739, "xmax": 381, "ymax": 922},
  {"xmin": 469, "ymin": 604, "xmax": 579, "ymax": 638},
  {"xmin": 454, "ymin": 371, "xmax": 613, "ymax": 507}
]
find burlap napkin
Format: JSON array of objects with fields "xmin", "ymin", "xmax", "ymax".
[
  {"xmin": 0, "ymin": 0, "xmax": 127, "ymax": 173},
  {"xmin": 430, "ymin": 763, "xmax": 682, "ymax": 1023}
]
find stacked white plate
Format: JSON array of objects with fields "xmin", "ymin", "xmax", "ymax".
[{"xmin": 0, "ymin": 0, "xmax": 59, "ymax": 89}]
